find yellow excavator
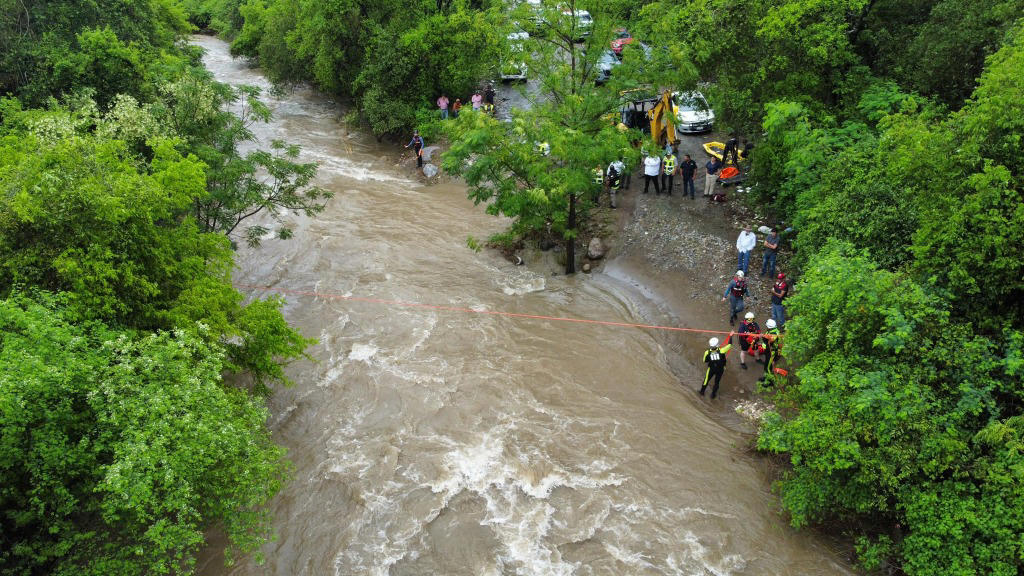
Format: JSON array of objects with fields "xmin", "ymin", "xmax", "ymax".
[{"xmin": 647, "ymin": 90, "xmax": 676, "ymax": 148}]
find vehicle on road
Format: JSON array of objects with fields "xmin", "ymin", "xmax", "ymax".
[
  {"xmin": 564, "ymin": 9, "xmax": 592, "ymax": 40},
  {"xmin": 595, "ymin": 49, "xmax": 619, "ymax": 84},
  {"xmin": 500, "ymin": 32, "xmax": 530, "ymax": 81},
  {"xmin": 611, "ymin": 28, "xmax": 634, "ymax": 56},
  {"xmin": 674, "ymin": 91, "xmax": 714, "ymax": 134}
]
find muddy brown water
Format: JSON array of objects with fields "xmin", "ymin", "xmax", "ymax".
[{"xmin": 192, "ymin": 35, "xmax": 853, "ymax": 576}]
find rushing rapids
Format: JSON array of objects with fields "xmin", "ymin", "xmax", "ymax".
[{"xmin": 193, "ymin": 35, "xmax": 853, "ymax": 576}]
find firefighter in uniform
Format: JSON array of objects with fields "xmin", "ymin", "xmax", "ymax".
[
  {"xmin": 607, "ymin": 162, "xmax": 622, "ymax": 208},
  {"xmin": 721, "ymin": 270, "xmax": 748, "ymax": 326},
  {"xmin": 701, "ymin": 337, "xmax": 732, "ymax": 399},
  {"xmin": 592, "ymin": 166, "xmax": 606, "ymax": 203},
  {"xmin": 759, "ymin": 318, "xmax": 781, "ymax": 384},
  {"xmin": 737, "ymin": 311, "xmax": 760, "ymax": 369}
]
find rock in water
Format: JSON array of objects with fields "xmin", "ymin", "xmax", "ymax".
[
  {"xmin": 582, "ymin": 262, "xmax": 592, "ymax": 273},
  {"xmin": 587, "ymin": 237, "xmax": 606, "ymax": 260},
  {"xmin": 421, "ymin": 146, "xmax": 440, "ymax": 162},
  {"xmin": 422, "ymin": 163, "xmax": 438, "ymax": 178}
]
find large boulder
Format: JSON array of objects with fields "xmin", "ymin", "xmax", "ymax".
[
  {"xmin": 421, "ymin": 146, "xmax": 440, "ymax": 162},
  {"xmin": 587, "ymin": 237, "xmax": 606, "ymax": 260},
  {"xmin": 422, "ymin": 163, "xmax": 438, "ymax": 178}
]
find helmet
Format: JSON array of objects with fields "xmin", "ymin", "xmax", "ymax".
[
  {"xmin": 777, "ymin": 273, "xmax": 786, "ymax": 279},
  {"xmin": 744, "ymin": 312, "xmax": 754, "ymax": 320},
  {"xmin": 708, "ymin": 337, "xmax": 719, "ymax": 348},
  {"xmin": 736, "ymin": 270, "xmax": 744, "ymax": 278},
  {"xmin": 766, "ymin": 319, "xmax": 777, "ymax": 329}
]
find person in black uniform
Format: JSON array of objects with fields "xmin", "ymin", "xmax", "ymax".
[
  {"xmin": 722, "ymin": 134, "xmax": 740, "ymax": 165},
  {"xmin": 700, "ymin": 336, "xmax": 732, "ymax": 399},
  {"xmin": 758, "ymin": 318, "xmax": 781, "ymax": 384}
]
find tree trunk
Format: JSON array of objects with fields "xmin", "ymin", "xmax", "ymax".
[{"xmin": 565, "ymin": 193, "xmax": 576, "ymax": 274}]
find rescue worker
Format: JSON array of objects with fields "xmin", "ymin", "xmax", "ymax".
[
  {"xmin": 661, "ymin": 148, "xmax": 678, "ymax": 195},
  {"xmin": 721, "ymin": 270, "xmax": 748, "ymax": 326},
  {"xmin": 680, "ymin": 153, "xmax": 698, "ymax": 199},
  {"xmin": 736, "ymin": 311, "xmax": 760, "ymax": 370},
  {"xmin": 700, "ymin": 336, "xmax": 733, "ymax": 399},
  {"xmin": 771, "ymin": 272, "xmax": 789, "ymax": 328},
  {"xmin": 404, "ymin": 130, "xmax": 424, "ymax": 168},
  {"xmin": 758, "ymin": 318, "xmax": 781, "ymax": 384},
  {"xmin": 592, "ymin": 165, "xmax": 605, "ymax": 203},
  {"xmin": 606, "ymin": 160, "xmax": 622, "ymax": 208},
  {"xmin": 722, "ymin": 134, "xmax": 740, "ymax": 165}
]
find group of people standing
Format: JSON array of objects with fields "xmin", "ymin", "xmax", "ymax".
[
  {"xmin": 639, "ymin": 146, "xmax": 700, "ymax": 197},
  {"xmin": 436, "ymin": 84, "xmax": 497, "ymax": 120},
  {"xmin": 702, "ymin": 224, "xmax": 789, "ymax": 399}
]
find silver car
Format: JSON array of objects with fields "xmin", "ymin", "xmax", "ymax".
[{"xmin": 674, "ymin": 91, "xmax": 715, "ymax": 134}]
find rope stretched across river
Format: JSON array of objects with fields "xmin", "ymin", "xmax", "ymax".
[{"xmin": 235, "ymin": 283, "xmax": 782, "ymax": 339}]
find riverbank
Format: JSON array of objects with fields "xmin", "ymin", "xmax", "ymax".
[
  {"xmin": 399, "ymin": 130, "xmax": 782, "ymax": 431},
  {"xmin": 194, "ymin": 34, "xmax": 854, "ymax": 575}
]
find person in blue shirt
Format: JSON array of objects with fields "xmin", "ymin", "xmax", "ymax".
[
  {"xmin": 405, "ymin": 131, "xmax": 425, "ymax": 167},
  {"xmin": 703, "ymin": 156, "xmax": 722, "ymax": 197}
]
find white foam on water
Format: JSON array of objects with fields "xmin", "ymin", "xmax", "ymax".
[
  {"xmin": 306, "ymin": 148, "xmax": 416, "ymax": 184},
  {"xmin": 348, "ymin": 343, "xmax": 378, "ymax": 362},
  {"xmin": 424, "ymin": 425, "xmax": 629, "ymax": 576},
  {"xmin": 500, "ymin": 269, "xmax": 547, "ymax": 296}
]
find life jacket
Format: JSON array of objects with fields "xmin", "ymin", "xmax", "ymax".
[
  {"xmin": 741, "ymin": 320, "xmax": 760, "ymax": 343},
  {"xmin": 704, "ymin": 346, "xmax": 727, "ymax": 370},
  {"xmin": 730, "ymin": 278, "xmax": 747, "ymax": 298},
  {"xmin": 608, "ymin": 170, "xmax": 621, "ymax": 189},
  {"xmin": 663, "ymin": 155, "xmax": 676, "ymax": 172},
  {"xmin": 593, "ymin": 168, "xmax": 604, "ymax": 184}
]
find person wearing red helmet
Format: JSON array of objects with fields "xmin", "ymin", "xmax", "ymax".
[{"xmin": 771, "ymin": 272, "xmax": 789, "ymax": 329}]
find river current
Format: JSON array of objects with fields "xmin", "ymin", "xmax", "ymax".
[{"xmin": 192, "ymin": 35, "xmax": 853, "ymax": 576}]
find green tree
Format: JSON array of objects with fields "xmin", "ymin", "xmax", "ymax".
[
  {"xmin": 0, "ymin": 0, "xmax": 191, "ymax": 106},
  {"xmin": 442, "ymin": 2, "xmax": 643, "ymax": 273},
  {"xmin": 0, "ymin": 103, "xmax": 312, "ymax": 386},
  {"xmin": 0, "ymin": 293, "xmax": 289, "ymax": 575},
  {"xmin": 758, "ymin": 242, "xmax": 1024, "ymax": 574}
]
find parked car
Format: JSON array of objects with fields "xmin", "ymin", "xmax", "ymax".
[
  {"xmin": 563, "ymin": 9, "xmax": 592, "ymax": 40},
  {"xmin": 500, "ymin": 32, "xmax": 530, "ymax": 81},
  {"xmin": 674, "ymin": 91, "xmax": 715, "ymax": 134},
  {"xmin": 595, "ymin": 49, "xmax": 619, "ymax": 84},
  {"xmin": 610, "ymin": 28, "xmax": 634, "ymax": 56}
]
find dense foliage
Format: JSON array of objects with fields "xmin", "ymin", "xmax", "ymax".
[
  {"xmin": 0, "ymin": 295, "xmax": 288, "ymax": 575},
  {"xmin": 4, "ymin": 0, "xmax": 1023, "ymax": 572},
  {"xmin": 0, "ymin": 0, "xmax": 323, "ymax": 573},
  {"xmin": 188, "ymin": 0, "xmax": 505, "ymax": 136},
  {"xmin": 441, "ymin": 2, "xmax": 647, "ymax": 272}
]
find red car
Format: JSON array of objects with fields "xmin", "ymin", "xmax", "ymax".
[{"xmin": 610, "ymin": 29, "xmax": 634, "ymax": 56}]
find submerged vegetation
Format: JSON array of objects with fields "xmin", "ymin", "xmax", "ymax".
[{"xmin": 1, "ymin": 0, "xmax": 1022, "ymax": 573}]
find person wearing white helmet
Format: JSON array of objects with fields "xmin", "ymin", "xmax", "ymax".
[
  {"xmin": 700, "ymin": 335, "xmax": 733, "ymax": 398},
  {"xmin": 759, "ymin": 318, "xmax": 782, "ymax": 384},
  {"xmin": 721, "ymin": 270, "xmax": 748, "ymax": 326},
  {"xmin": 737, "ymin": 311, "xmax": 761, "ymax": 369}
]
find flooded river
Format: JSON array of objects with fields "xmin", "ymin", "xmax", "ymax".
[{"xmin": 193, "ymin": 35, "xmax": 853, "ymax": 576}]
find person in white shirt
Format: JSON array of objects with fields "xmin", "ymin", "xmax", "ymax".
[
  {"xmin": 736, "ymin": 225, "xmax": 757, "ymax": 275},
  {"xmin": 642, "ymin": 153, "xmax": 662, "ymax": 194}
]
